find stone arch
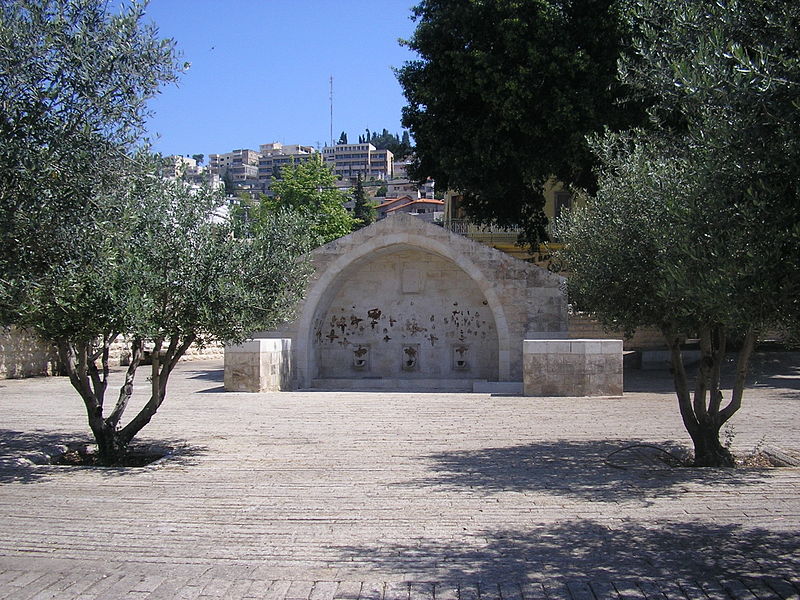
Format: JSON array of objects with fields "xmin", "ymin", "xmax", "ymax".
[{"xmin": 295, "ymin": 233, "xmax": 512, "ymax": 388}]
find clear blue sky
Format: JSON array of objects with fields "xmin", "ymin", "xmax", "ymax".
[{"xmin": 144, "ymin": 1, "xmax": 419, "ymax": 159}]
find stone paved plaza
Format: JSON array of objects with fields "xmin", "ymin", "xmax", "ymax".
[{"xmin": 0, "ymin": 354, "xmax": 798, "ymax": 599}]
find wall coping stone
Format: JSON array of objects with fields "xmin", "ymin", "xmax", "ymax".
[
  {"xmin": 225, "ymin": 339, "xmax": 290, "ymax": 354},
  {"xmin": 524, "ymin": 339, "xmax": 623, "ymax": 354}
]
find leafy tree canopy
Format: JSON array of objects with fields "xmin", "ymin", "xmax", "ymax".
[
  {"xmin": 355, "ymin": 128, "xmax": 413, "ymax": 158},
  {"xmin": 397, "ymin": 0, "xmax": 643, "ymax": 245},
  {"xmin": 266, "ymin": 156, "xmax": 356, "ymax": 245},
  {"xmin": 560, "ymin": 0, "xmax": 800, "ymax": 466},
  {"xmin": 0, "ymin": 0, "xmax": 314, "ymax": 464},
  {"xmin": 0, "ymin": 0, "xmax": 184, "ymax": 332}
]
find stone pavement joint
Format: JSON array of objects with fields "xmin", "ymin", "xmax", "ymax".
[{"xmin": 0, "ymin": 355, "xmax": 798, "ymax": 599}]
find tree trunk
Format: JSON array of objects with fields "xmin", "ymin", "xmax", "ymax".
[
  {"xmin": 58, "ymin": 334, "xmax": 196, "ymax": 465},
  {"xmin": 57, "ymin": 337, "xmax": 129, "ymax": 465},
  {"xmin": 691, "ymin": 421, "xmax": 735, "ymax": 467},
  {"xmin": 90, "ymin": 423, "xmax": 129, "ymax": 465},
  {"xmin": 662, "ymin": 323, "xmax": 758, "ymax": 468}
]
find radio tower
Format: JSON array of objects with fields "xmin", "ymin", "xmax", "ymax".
[{"xmin": 329, "ymin": 76, "xmax": 334, "ymax": 146}]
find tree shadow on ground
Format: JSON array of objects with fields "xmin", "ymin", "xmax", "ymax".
[
  {"xmin": 748, "ymin": 352, "xmax": 800, "ymax": 394},
  {"xmin": 0, "ymin": 428, "xmax": 207, "ymax": 484},
  {"xmin": 335, "ymin": 519, "xmax": 800, "ymax": 586},
  {"xmin": 185, "ymin": 365, "xmax": 226, "ymax": 393},
  {"xmin": 409, "ymin": 440, "xmax": 773, "ymax": 504},
  {"xmin": 186, "ymin": 366, "xmax": 223, "ymax": 382},
  {"xmin": 623, "ymin": 367, "xmax": 680, "ymax": 394},
  {"xmin": 196, "ymin": 385, "xmax": 226, "ymax": 394}
]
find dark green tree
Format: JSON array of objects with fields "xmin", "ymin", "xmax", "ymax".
[
  {"xmin": 397, "ymin": 0, "xmax": 643, "ymax": 246},
  {"xmin": 352, "ymin": 175, "xmax": 376, "ymax": 229},
  {"xmin": 191, "ymin": 153, "xmax": 204, "ymax": 165},
  {"xmin": 338, "ymin": 131, "xmax": 348, "ymax": 145},
  {"xmin": 222, "ymin": 169, "xmax": 235, "ymax": 195},
  {"xmin": 560, "ymin": 0, "xmax": 800, "ymax": 466}
]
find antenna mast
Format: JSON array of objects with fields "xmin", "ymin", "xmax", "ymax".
[{"xmin": 329, "ymin": 76, "xmax": 334, "ymax": 146}]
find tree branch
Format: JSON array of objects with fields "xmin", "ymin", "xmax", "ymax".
[
  {"xmin": 693, "ymin": 324, "xmax": 711, "ymax": 422},
  {"xmin": 708, "ymin": 324, "xmax": 727, "ymax": 418},
  {"xmin": 719, "ymin": 327, "xmax": 758, "ymax": 424},
  {"xmin": 107, "ymin": 337, "xmax": 143, "ymax": 430},
  {"xmin": 118, "ymin": 332, "xmax": 197, "ymax": 446},
  {"xmin": 662, "ymin": 324, "xmax": 700, "ymax": 439},
  {"xmin": 58, "ymin": 339, "xmax": 103, "ymax": 427}
]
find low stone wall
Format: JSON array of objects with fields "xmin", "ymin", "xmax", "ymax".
[
  {"xmin": 568, "ymin": 313, "xmax": 664, "ymax": 350},
  {"xmin": 107, "ymin": 337, "xmax": 224, "ymax": 365},
  {"xmin": 523, "ymin": 339, "xmax": 623, "ymax": 397},
  {"xmin": 224, "ymin": 339, "xmax": 293, "ymax": 392},
  {"xmin": 1, "ymin": 328, "xmax": 224, "ymax": 380},
  {"xmin": 0, "ymin": 327, "xmax": 60, "ymax": 379}
]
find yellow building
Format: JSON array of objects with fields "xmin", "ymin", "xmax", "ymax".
[{"xmin": 442, "ymin": 179, "xmax": 576, "ymax": 267}]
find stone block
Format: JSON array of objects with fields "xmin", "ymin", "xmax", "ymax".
[
  {"xmin": 224, "ymin": 338, "xmax": 292, "ymax": 392},
  {"xmin": 523, "ymin": 338, "xmax": 623, "ymax": 397}
]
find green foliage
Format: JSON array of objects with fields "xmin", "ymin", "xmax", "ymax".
[
  {"xmin": 123, "ymin": 169, "xmax": 313, "ymax": 347},
  {"xmin": 352, "ymin": 176, "xmax": 376, "ymax": 229},
  {"xmin": 560, "ymin": 0, "xmax": 800, "ymax": 466},
  {"xmin": 356, "ymin": 128, "xmax": 413, "ymax": 158},
  {"xmin": 0, "ymin": 1, "xmax": 314, "ymax": 463},
  {"xmin": 0, "ymin": 0, "xmax": 182, "ymax": 205},
  {"xmin": 0, "ymin": 0, "xmax": 183, "ymax": 333},
  {"xmin": 397, "ymin": 0, "xmax": 642, "ymax": 246},
  {"xmin": 266, "ymin": 156, "xmax": 356, "ymax": 245},
  {"xmin": 564, "ymin": 0, "xmax": 800, "ymax": 340},
  {"xmin": 561, "ymin": 135, "xmax": 753, "ymax": 335}
]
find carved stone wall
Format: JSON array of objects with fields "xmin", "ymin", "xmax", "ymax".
[{"xmin": 314, "ymin": 248, "xmax": 499, "ymax": 382}]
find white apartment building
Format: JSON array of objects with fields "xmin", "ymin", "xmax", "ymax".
[
  {"xmin": 257, "ymin": 143, "xmax": 317, "ymax": 185},
  {"xmin": 208, "ymin": 148, "xmax": 261, "ymax": 181},
  {"xmin": 322, "ymin": 143, "xmax": 394, "ymax": 182},
  {"xmin": 163, "ymin": 155, "xmax": 199, "ymax": 178}
]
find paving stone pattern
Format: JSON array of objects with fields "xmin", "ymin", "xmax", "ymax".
[{"xmin": 0, "ymin": 354, "xmax": 798, "ymax": 599}]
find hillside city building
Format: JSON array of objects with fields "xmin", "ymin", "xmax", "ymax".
[{"xmin": 321, "ymin": 143, "xmax": 394, "ymax": 181}]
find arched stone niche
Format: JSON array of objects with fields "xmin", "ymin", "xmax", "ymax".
[
  {"xmin": 239, "ymin": 214, "xmax": 567, "ymax": 391},
  {"xmin": 311, "ymin": 245, "xmax": 500, "ymax": 383}
]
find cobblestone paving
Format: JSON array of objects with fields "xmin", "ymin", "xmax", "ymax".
[{"xmin": 0, "ymin": 353, "xmax": 798, "ymax": 599}]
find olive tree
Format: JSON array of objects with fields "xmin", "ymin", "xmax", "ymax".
[
  {"xmin": 560, "ymin": 0, "xmax": 800, "ymax": 466},
  {"xmin": 0, "ymin": 0, "xmax": 182, "ymax": 334},
  {"xmin": 0, "ymin": 1, "xmax": 315, "ymax": 463},
  {"xmin": 67, "ymin": 168, "xmax": 313, "ymax": 463}
]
